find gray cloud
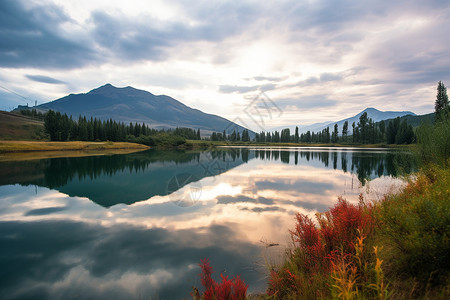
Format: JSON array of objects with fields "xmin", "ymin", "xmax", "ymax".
[
  {"xmin": 24, "ymin": 206, "xmax": 68, "ymax": 216},
  {"xmin": 240, "ymin": 206, "xmax": 286, "ymax": 213},
  {"xmin": 25, "ymin": 75, "xmax": 66, "ymax": 84},
  {"xmin": 217, "ymin": 195, "xmax": 274, "ymax": 205},
  {"xmin": 0, "ymin": 1, "xmax": 96, "ymax": 69}
]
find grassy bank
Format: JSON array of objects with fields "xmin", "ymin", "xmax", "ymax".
[{"xmin": 0, "ymin": 141, "xmax": 149, "ymax": 153}]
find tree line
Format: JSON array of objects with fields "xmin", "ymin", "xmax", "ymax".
[
  {"xmin": 250, "ymin": 111, "xmax": 415, "ymax": 145},
  {"xmin": 43, "ymin": 110, "xmax": 201, "ymax": 146}
]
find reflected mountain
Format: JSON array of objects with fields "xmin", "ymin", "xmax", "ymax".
[
  {"xmin": 0, "ymin": 149, "xmax": 253, "ymax": 207},
  {"xmin": 0, "ymin": 148, "xmax": 415, "ymax": 207}
]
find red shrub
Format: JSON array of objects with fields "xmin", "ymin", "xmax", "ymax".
[
  {"xmin": 268, "ymin": 196, "xmax": 375, "ymax": 297},
  {"xmin": 192, "ymin": 259, "xmax": 248, "ymax": 300}
]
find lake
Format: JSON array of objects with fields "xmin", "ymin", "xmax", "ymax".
[{"xmin": 0, "ymin": 147, "xmax": 415, "ymax": 299}]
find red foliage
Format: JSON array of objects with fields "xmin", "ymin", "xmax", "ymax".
[
  {"xmin": 268, "ymin": 196, "xmax": 375, "ymax": 296},
  {"xmin": 193, "ymin": 259, "xmax": 248, "ymax": 300}
]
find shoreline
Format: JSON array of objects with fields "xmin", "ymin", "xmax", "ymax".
[{"xmin": 0, "ymin": 141, "xmax": 150, "ymax": 161}]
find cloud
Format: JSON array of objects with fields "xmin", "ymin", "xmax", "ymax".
[
  {"xmin": 24, "ymin": 206, "xmax": 68, "ymax": 216},
  {"xmin": 254, "ymin": 178, "xmax": 334, "ymax": 194},
  {"xmin": 240, "ymin": 206, "xmax": 286, "ymax": 213},
  {"xmin": 253, "ymin": 76, "xmax": 287, "ymax": 82},
  {"xmin": 25, "ymin": 75, "xmax": 66, "ymax": 84},
  {"xmin": 217, "ymin": 195, "xmax": 274, "ymax": 205},
  {"xmin": 0, "ymin": 220, "xmax": 262, "ymax": 299},
  {"xmin": 0, "ymin": 1, "xmax": 96, "ymax": 69}
]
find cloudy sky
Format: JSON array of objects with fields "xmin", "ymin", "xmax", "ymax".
[{"xmin": 1, "ymin": 0, "xmax": 449, "ymax": 128}]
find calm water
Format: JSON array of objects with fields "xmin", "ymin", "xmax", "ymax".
[{"xmin": 0, "ymin": 147, "xmax": 415, "ymax": 299}]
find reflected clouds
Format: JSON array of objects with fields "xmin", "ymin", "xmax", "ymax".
[{"xmin": 0, "ymin": 220, "xmax": 263, "ymax": 299}]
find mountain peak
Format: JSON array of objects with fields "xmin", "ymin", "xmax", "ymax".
[
  {"xmin": 87, "ymin": 83, "xmax": 154, "ymax": 99},
  {"xmin": 362, "ymin": 107, "xmax": 379, "ymax": 113}
]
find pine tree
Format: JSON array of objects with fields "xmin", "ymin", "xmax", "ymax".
[
  {"xmin": 342, "ymin": 121, "xmax": 348, "ymax": 142},
  {"xmin": 435, "ymin": 81, "xmax": 449, "ymax": 121},
  {"xmin": 332, "ymin": 123, "xmax": 338, "ymax": 143},
  {"xmin": 294, "ymin": 126, "xmax": 299, "ymax": 143}
]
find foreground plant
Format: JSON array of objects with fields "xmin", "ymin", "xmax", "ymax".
[
  {"xmin": 191, "ymin": 259, "xmax": 248, "ymax": 300},
  {"xmin": 267, "ymin": 196, "xmax": 387, "ymax": 299}
]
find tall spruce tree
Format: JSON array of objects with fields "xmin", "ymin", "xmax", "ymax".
[
  {"xmin": 342, "ymin": 121, "xmax": 348, "ymax": 142},
  {"xmin": 435, "ymin": 81, "xmax": 449, "ymax": 121}
]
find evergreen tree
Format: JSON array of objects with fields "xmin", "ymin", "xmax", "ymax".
[
  {"xmin": 242, "ymin": 129, "xmax": 250, "ymax": 142},
  {"xmin": 395, "ymin": 119, "xmax": 414, "ymax": 144},
  {"xmin": 435, "ymin": 81, "xmax": 449, "ymax": 121},
  {"xmin": 386, "ymin": 117, "xmax": 401, "ymax": 144},
  {"xmin": 379, "ymin": 121, "xmax": 385, "ymax": 142},
  {"xmin": 44, "ymin": 110, "xmax": 59, "ymax": 141},
  {"xmin": 281, "ymin": 128, "xmax": 290, "ymax": 142},
  {"xmin": 294, "ymin": 126, "xmax": 299, "ymax": 143},
  {"xmin": 342, "ymin": 121, "xmax": 348, "ymax": 142},
  {"xmin": 358, "ymin": 112, "xmax": 369, "ymax": 143},
  {"xmin": 231, "ymin": 130, "xmax": 236, "ymax": 141},
  {"xmin": 332, "ymin": 123, "xmax": 338, "ymax": 143},
  {"xmin": 197, "ymin": 129, "xmax": 201, "ymax": 140}
]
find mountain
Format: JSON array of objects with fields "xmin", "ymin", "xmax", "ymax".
[
  {"xmin": 270, "ymin": 108, "xmax": 416, "ymax": 135},
  {"xmin": 19, "ymin": 84, "xmax": 251, "ymax": 135}
]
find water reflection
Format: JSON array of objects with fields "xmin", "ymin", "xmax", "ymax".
[
  {"xmin": 0, "ymin": 149, "xmax": 252, "ymax": 207},
  {"xmin": 0, "ymin": 147, "xmax": 415, "ymax": 299},
  {"xmin": 0, "ymin": 148, "xmax": 415, "ymax": 208}
]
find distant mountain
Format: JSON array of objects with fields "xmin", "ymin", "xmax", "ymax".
[
  {"xmin": 270, "ymin": 108, "xmax": 417, "ymax": 135},
  {"xmin": 18, "ymin": 84, "xmax": 251, "ymax": 135}
]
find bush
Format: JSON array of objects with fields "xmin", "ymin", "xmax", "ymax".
[
  {"xmin": 376, "ymin": 165, "xmax": 450, "ymax": 294},
  {"xmin": 191, "ymin": 259, "xmax": 248, "ymax": 300},
  {"xmin": 267, "ymin": 197, "xmax": 383, "ymax": 299},
  {"xmin": 415, "ymin": 118, "xmax": 450, "ymax": 167}
]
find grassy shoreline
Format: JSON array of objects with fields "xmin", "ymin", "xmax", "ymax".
[{"xmin": 0, "ymin": 140, "xmax": 150, "ymax": 154}]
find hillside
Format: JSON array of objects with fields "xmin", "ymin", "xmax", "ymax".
[
  {"xmin": 380, "ymin": 112, "xmax": 435, "ymax": 128},
  {"xmin": 0, "ymin": 111, "xmax": 45, "ymax": 140},
  {"xmin": 17, "ymin": 84, "xmax": 251, "ymax": 136}
]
